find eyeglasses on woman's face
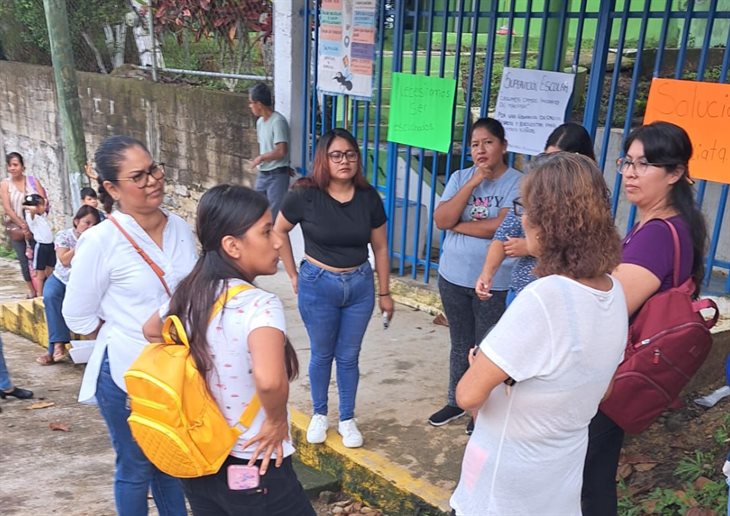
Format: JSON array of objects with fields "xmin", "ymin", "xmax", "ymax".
[
  {"xmin": 110, "ymin": 162, "xmax": 166, "ymax": 188},
  {"xmin": 327, "ymin": 150, "xmax": 359, "ymax": 163},
  {"xmin": 513, "ymin": 198, "xmax": 525, "ymax": 217},
  {"xmin": 616, "ymin": 157, "xmax": 672, "ymax": 176}
]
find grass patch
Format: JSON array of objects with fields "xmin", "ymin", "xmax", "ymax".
[{"xmin": 0, "ymin": 243, "xmax": 17, "ymax": 259}]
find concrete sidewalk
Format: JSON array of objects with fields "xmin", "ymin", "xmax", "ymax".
[
  {"xmin": 0, "ymin": 256, "xmax": 463, "ymax": 514},
  {"xmin": 259, "ymin": 270, "xmax": 463, "ymax": 512}
]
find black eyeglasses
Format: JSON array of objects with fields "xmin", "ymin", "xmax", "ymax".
[
  {"xmin": 109, "ymin": 163, "xmax": 166, "ymax": 188},
  {"xmin": 616, "ymin": 157, "xmax": 673, "ymax": 176},
  {"xmin": 328, "ymin": 150, "xmax": 359, "ymax": 163},
  {"xmin": 513, "ymin": 198, "xmax": 524, "ymax": 217}
]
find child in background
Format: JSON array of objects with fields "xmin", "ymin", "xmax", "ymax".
[
  {"xmin": 22, "ymin": 194, "xmax": 55, "ymax": 296},
  {"xmin": 36, "ymin": 205, "xmax": 100, "ymax": 365},
  {"xmin": 81, "ymin": 186, "xmax": 106, "ymax": 221}
]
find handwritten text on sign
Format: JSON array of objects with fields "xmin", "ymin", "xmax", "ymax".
[
  {"xmin": 494, "ymin": 67, "xmax": 575, "ymax": 156},
  {"xmin": 387, "ymin": 73, "xmax": 457, "ymax": 153},
  {"xmin": 643, "ymin": 78, "xmax": 730, "ymax": 184}
]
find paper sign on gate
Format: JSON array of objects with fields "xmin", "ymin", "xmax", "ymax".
[
  {"xmin": 644, "ymin": 78, "xmax": 730, "ymax": 184},
  {"xmin": 494, "ymin": 67, "xmax": 575, "ymax": 156},
  {"xmin": 387, "ymin": 72, "xmax": 457, "ymax": 153}
]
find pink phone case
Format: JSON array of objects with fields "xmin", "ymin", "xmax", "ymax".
[{"xmin": 227, "ymin": 465, "xmax": 260, "ymax": 490}]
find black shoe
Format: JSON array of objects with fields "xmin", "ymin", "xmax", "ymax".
[
  {"xmin": 0, "ymin": 387, "xmax": 33, "ymax": 400},
  {"xmin": 428, "ymin": 405, "xmax": 465, "ymax": 426},
  {"xmin": 466, "ymin": 417, "xmax": 474, "ymax": 435}
]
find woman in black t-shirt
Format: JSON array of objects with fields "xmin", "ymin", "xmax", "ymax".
[{"xmin": 274, "ymin": 128, "xmax": 394, "ymax": 449}]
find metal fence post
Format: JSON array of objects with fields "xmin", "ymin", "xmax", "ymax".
[{"xmin": 582, "ymin": 0, "xmax": 615, "ymax": 140}]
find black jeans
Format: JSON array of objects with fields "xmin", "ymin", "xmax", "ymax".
[
  {"xmin": 10, "ymin": 237, "xmax": 32, "ymax": 282},
  {"xmin": 438, "ymin": 275, "xmax": 507, "ymax": 407},
  {"xmin": 581, "ymin": 410, "xmax": 625, "ymax": 516},
  {"xmin": 181, "ymin": 456, "xmax": 315, "ymax": 516}
]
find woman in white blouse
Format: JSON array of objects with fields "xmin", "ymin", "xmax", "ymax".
[{"xmin": 62, "ymin": 136, "xmax": 197, "ymax": 516}]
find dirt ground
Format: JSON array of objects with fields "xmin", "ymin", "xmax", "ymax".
[{"xmin": 617, "ymin": 382, "xmax": 730, "ymax": 515}]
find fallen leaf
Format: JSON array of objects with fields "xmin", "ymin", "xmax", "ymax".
[
  {"xmin": 686, "ymin": 508, "xmax": 718, "ymax": 516},
  {"xmin": 634, "ymin": 462, "xmax": 659, "ymax": 472},
  {"xmin": 616, "ymin": 463, "xmax": 633, "ymax": 481},
  {"xmin": 432, "ymin": 313, "xmax": 449, "ymax": 327},
  {"xmin": 49, "ymin": 422, "xmax": 70, "ymax": 432},
  {"xmin": 25, "ymin": 401, "xmax": 54, "ymax": 410},
  {"xmin": 621, "ymin": 453, "xmax": 658, "ymax": 465},
  {"xmin": 694, "ymin": 476, "xmax": 715, "ymax": 490}
]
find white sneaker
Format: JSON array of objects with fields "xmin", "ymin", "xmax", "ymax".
[
  {"xmin": 338, "ymin": 418, "xmax": 363, "ymax": 448},
  {"xmin": 306, "ymin": 414, "xmax": 329, "ymax": 444}
]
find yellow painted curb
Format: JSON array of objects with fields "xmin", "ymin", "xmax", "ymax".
[{"xmin": 290, "ymin": 409, "xmax": 451, "ymax": 515}]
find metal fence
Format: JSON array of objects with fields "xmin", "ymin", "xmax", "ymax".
[
  {"xmin": 299, "ymin": 0, "xmax": 730, "ymax": 293},
  {"xmin": 0, "ymin": 0, "xmax": 273, "ymax": 92}
]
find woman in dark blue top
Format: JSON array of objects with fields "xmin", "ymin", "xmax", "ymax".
[{"xmin": 274, "ymin": 128, "xmax": 394, "ymax": 449}]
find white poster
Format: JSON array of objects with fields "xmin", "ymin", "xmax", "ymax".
[
  {"xmin": 317, "ymin": 0, "xmax": 376, "ymax": 99},
  {"xmin": 494, "ymin": 67, "xmax": 576, "ymax": 156}
]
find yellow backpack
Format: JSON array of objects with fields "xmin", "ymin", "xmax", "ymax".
[{"xmin": 124, "ymin": 284, "xmax": 260, "ymax": 478}]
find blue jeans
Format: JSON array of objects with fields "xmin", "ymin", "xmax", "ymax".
[
  {"xmin": 0, "ymin": 335, "xmax": 14, "ymax": 391},
  {"xmin": 298, "ymin": 259, "xmax": 375, "ymax": 421},
  {"xmin": 43, "ymin": 274, "xmax": 70, "ymax": 355},
  {"xmin": 95, "ymin": 352, "xmax": 187, "ymax": 516},
  {"xmin": 505, "ymin": 288, "xmax": 518, "ymax": 307},
  {"xmin": 255, "ymin": 167, "xmax": 290, "ymax": 220}
]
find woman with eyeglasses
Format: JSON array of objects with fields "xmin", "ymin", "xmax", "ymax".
[
  {"xmin": 450, "ymin": 152, "xmax": 627, "ymax": 516},
  {"xmin": 63, "ymin": 135, "xmax": 197, "ymax": 516},
  {"xmin": 581, "ymin": 121, "xmax": 708, "ymax": 516},
  {"xmin": 475, "ymin": 122, "xmax": 595, "ymax": 307},
  {"xmin": 274, "ymin": 128, "xmax": 393, "ymax": 449},
  {"xmin": 428, "ymin": 117, "xmax": 522, "ymax": 435}
]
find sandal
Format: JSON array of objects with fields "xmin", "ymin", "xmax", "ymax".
[
  {"xmin": 52, "ymin": 347, "xmax": 66, "ymax": 363},
  {"xmin": 36, "ymin": 353, "xmax": 55, "ymax": 365}
]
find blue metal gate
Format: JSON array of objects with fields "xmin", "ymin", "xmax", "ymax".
[{"xmin": 299, "ymin": 0, "xmax": 730, "ymax": 293}]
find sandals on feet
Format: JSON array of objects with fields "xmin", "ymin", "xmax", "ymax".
[
  {"xmin": 36, "ymin": 354, "xmax": 55, "ymax": 366},
  {"xmin": 52, "ymin": 347, "xmax": 66, "ymax": 363}
]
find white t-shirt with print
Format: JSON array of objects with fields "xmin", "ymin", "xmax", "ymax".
[
  {"xmin": 204, "ymin": 279, "xmax": 295, "ymax": 460},
  {"xmin": 450, "ymin": 274, "xmax": 627, "ymax": 516}
]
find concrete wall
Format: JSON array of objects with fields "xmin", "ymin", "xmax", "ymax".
[{"xmin": 0, "ymin": 61, "xmax": 259, "ymax": 230}]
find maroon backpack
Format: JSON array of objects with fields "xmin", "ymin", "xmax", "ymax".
[{"xmin": 599, "ymin": 220, "xmax": 719, "ymax": 434}]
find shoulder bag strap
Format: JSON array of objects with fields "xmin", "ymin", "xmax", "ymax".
[
  {"xmin": 108, "ymin": 215, "xmax": 172, "ymax": 297},
  {"xmin": 658, "ymin": 219, "xmax": 681, "ymax": 288},
  {"xmin": 208, "ymin": 283, "xmax": 262, "ymax": 430}
]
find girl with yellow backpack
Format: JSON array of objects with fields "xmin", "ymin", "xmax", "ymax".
[{"xmin": 143, "ymin": 185, "xmax": 314, "ymax": 516}]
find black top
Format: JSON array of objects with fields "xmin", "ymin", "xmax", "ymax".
[{"xmin": 280, "ymin": 185, "xmax": 387, "ymax": 268}]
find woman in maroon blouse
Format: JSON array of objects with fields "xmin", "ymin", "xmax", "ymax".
[{"xmin": 582, "ymin": 121, "xmax": 708, "ymax": 515}]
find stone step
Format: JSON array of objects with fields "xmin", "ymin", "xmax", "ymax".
[{"xmin": 293, "ymin": 458, "xmax": 341, "ymax": 499}]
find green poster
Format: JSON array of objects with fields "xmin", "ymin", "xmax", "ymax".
[{"xmin": 387, "ymin": 73, "xmax": 457, "ymax": 153}]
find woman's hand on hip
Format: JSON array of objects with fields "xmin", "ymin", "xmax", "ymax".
[{"xmin": 241, "ymin": 416, "xmax": 290, "ymax": 475}]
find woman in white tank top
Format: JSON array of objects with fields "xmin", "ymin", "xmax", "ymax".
[{"xmin": 1, "ymin": 152, "xmax": 46, "ymax": 297}]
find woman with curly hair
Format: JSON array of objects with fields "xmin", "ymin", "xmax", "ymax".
[{"xmin": 450, "ymin": 152, "xmax": 628, "ymax": 516}]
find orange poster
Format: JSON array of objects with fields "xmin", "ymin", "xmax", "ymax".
[{"xmin": 643, "ymin": 78, "xmax": 730, "ymax": 184}]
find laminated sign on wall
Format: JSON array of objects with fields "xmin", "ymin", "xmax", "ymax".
[
  {"xmin": 494, "ymin": 67, "xmax": 575, "ymax": 156},
  {"xmin": 317, "ymin": 0, "xmax": 376, "ymax": 99}
]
